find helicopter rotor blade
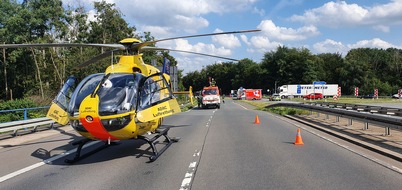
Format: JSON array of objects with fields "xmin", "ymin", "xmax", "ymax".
[
  {"xmin": 141, "ymin": 47, "xmax": 239, "ymax": 61},
  {"xmin": 0, "ymin": 29, "xmax": 260, "ymax": 52},
  {"xmin": 133, "ymin": 29, "xmax": 261, "ymax": 52},
  {"xmin": 76, "ymin": 49, "xmax": 119, "ymax": 68},
  {"xmin": 154, "ymin": 29, "xmax": 261, "ymax": 43},
  {"xmin": 0, "ymin": 43, "xmax": 125, "ymax": 49}
]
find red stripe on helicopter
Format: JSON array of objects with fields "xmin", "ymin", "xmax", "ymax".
[{"xmin": 80, "ymin": 116, "xmax": 118, "ymax": 141}]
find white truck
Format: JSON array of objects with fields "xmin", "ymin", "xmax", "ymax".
[{"xmin": 278, "ymin": 84, "xmax": 339, "ymax": 98}]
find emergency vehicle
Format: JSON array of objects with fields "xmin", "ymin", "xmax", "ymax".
[
  {"xmin": 244, "ymin": 89, "xmax": 262, "ymax": 100},
  {"xmin": 237, "ymin": 88, "xmax": 262, "ymax": 100},
  {"xmin": 200, "ymin": 78, "xmax": 221, "ymax": 109}
]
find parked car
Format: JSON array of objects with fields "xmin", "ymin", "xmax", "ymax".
[
  {"xmin": 392, "ymin": 94, "xmax": 401, "ymax": 99},
  {"xmin": 303, "ymin": 93, "xmax": 323, "ymax": 99},
  {"xmin": 359, "ymin": 94, "xmax": 376, "ymax": 99},
  {"xmin": 270, "ymin": 93, "xmax": 281, "ymax": 101}
]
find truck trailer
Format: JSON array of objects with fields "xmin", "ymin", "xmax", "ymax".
[{"xmin": 278, "ymin": 84, "xmax": 339, "ymax": 98}]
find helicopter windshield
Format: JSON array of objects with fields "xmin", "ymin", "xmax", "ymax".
[
  {"xmin": 97, "ymin": 73, "xmax": 143, "ymax": 116},
  {"xmin": 68, "ymin": 73, "xmax": 104, "ymax": 115}
]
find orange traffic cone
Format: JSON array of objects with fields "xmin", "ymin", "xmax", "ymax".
[
  {"xmin": 294, "ymin": 128, "xmax": 304, "ymax": 145},
  {"xmin": 254, "ymin": 115, "xmax": 260, "ymax": 124}
]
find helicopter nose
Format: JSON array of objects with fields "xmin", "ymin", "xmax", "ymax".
[{"xmin": 80, "ymin": 116, "xmax": 117, "ymax": 141}]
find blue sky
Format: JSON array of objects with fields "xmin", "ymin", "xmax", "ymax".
[{"xmin": 65, "ymin": 0, "xmax": 402, "ymax": 75}]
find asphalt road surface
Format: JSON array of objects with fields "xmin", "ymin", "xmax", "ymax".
[{"xmin": 1, "ymin": 100, "xmax": 402, "ymax": 189}]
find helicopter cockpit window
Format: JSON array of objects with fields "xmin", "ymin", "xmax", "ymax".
[
  {"xmin": 140, "ymin": 78, "xmax": 160, "ymax": 108},
  {"xmin": 138, "ymin": 73, "xmax": 173, "ymax": 110},
  {"xmin": 68, "ymin": 73, "xmax": 104, "ymax": 115},
  {"xmin": 54, "ymin": 76, "xmax": 76, "ymax": 110},
  {"xmin": 97, "ymin": 73, "xmax": 143, "ymax": 116}
]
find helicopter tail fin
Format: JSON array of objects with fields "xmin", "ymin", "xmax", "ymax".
[{"xmin": 162, "ymin": 57, "xmax": 170, "ymax": 75}]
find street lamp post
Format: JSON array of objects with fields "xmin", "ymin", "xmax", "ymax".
[{"xmin": 275, "ymin": 81, "xmax": 277, "ymax": 94}]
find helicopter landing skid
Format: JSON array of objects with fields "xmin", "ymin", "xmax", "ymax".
[
  {"xmin": 138, "ymin": 127, "xmax": 179, "ymax": 162},
  {"xmin": 65, "ymin": 139, "xmax": 117, "ymax": 164}
]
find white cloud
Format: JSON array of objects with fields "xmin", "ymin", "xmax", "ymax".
[
  {"xmin": 313, "ymin": 39, "xmax": 348, "ymax": 54},
  {"xmin": 372, "ymin": 25, "xmax": 390, "ymax": 33},
  {"xmin": 257, "ymin": 20, "xmax": 319, "ymax": 41},
  {"xmin": 106, "ymin": 0, "xmax": 259, "ymax": 38},
  {"xmin": 313, "ymin": 38, "xmax": 402, "ymax": 56},
  {"xmin": 252, "ymin": 7, "xmax": 265, "ymax": 16},
  {"xmin": 289, "ymin": 1, "xmax": 402, "ymax": 30},
  {"xmin": 211, "ymin": 29, "xmax": 241, "ymax": 48},
  {"xmin": 240, "ymin": 35, "xmax": 251, "ymax": 46},
  {"xmin": 249, "ymin": 36, "xmax": 282, "ymax": 53},
  {"xmin": 348, "ymin": 38, "xmax": 400, "ymax": 49},
  {"xmin": 174, "ymin": 52, "xmax": 228, "ymax": 74},
  {"xmin": 173, "ymin": 39, "xmax": 232, "ymax": 60}
]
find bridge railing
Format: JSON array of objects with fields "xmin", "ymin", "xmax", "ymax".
[
  {"xmin": 0, "ymin": 106, "xmax": 56, "ymax": 138},
  {"xmin": 0, "ymin": 106, "xmax": 50, "ymax": 121}
]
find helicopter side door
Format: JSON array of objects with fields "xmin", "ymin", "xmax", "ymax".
[
  {"xmin": 136, "ymin": 73, "xmax": 181, "ymax": 122},
  {"xmin": 46, "ymin": 76, "xmax": 77, "ymax": 125}
]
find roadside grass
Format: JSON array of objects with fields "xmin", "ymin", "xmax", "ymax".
[{"xmin": 239, "ymin": 100, "xmax": 309, "ymax": 116}]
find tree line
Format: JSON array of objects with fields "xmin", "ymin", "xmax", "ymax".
[
  {"xmin": 182, "ymin": 46, "xmax": 402, "ymax": 96},
  {"xmin": 1, "ymin": 0, "xmax": 402, "ymax": 107},
  {"xmin": 0, "ymin": 0, "xmax": 179, "ymax": 104}
]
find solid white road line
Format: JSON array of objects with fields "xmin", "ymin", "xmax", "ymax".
[{"xmin": 0, "ymin": 141, "xmax": 99, "ymax": 183}]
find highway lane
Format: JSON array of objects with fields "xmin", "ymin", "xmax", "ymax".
[
  {"xmin": 192, "ymin": 100, "xmax": 402, "ymax": 189},
  {"xmin": 1, "ymin": 100, "xmax": 402, "ymax": 189}
]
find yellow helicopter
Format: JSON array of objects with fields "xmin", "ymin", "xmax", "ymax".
[{"xmin": 0, "ymin": 29, "xmax": 260, "ymax": 163}]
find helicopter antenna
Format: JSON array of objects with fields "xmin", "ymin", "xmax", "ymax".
[{"xmin": 111, "ymin": 50, "xmax": 114, "ymax": 72}]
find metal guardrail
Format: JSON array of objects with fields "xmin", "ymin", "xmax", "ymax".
[
  {"xmin": 0, "ymin": 106, "xmax": 55, "ymax": 138},
  {"xmin": 301, "ymin": 102, "xmax": 402, "ymax": 116},
  {"xmin": 266, "ymin": 102, "xmax": 402, "ymax": 135},
  {"xmin": 0, "ymin": 117, "xmax": 55, "ymax": 137}
]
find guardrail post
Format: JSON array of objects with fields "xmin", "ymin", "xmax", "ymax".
[
  {"xmin": 336, "ymin": 116, "xmax": 340, "ymax": 123},
  {"xmin": 385, "ymin": 127, "xmax": 390, "ymax": 136},
  {"xmin": 316, "ymin": 112, "xmax": 320, "ymax": 118},
  {"xmin": 363, "ymin": 122, "xmax": 369, "ymax": 130},
  {"xmin": 348, "ymin": 118, "xmax": 353, "ymax": 126},
  {"xmin": 325, "ymin": 114, "xmax": 329, "ymax": 120},
  {"xmin": 24, "ymin": 109, "xmax": 28, "ymax": 120}
]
